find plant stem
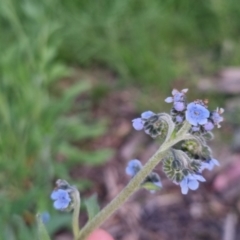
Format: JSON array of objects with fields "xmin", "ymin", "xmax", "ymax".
[
  {"xmin": 72, "ymin": 190, "xmax": 81, "ymax": 240},
  {"xmin": 77, "ymin": 133, "xmax": 186, "ymax": 240}
]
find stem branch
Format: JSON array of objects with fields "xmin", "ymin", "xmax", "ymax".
[
  {"xmin": 72, "ymin": 190, "xmax": 81, "ymax": 240},
  {"xmin": 77, "ymin": 134, "xmax": 185, "ymax": 240}
]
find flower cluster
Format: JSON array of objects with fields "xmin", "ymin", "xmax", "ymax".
[
  {"xmin": 130, "ymin": 88, "xmax": 224, "ymax": 194},
  {"xmin": 165, "ymin": 89, "xmax": 224, "ymax": 133},
  {"xmin": 132, "ymin": 111, "xmax": 168, "ymax": 138},
  {"xmin": 165, "ymin": 89, "xmax": 188, "ymax": 124}
]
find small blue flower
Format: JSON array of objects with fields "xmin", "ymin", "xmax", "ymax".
[
  {"xmin": 165, "ymin": 89, "xmax": 188, "ymax": 103},
  {"xmin": 174, "ymin": 102, "xmax": 185, "ymax": 111},
  {"xmin": 200, "ymin": 158, "xmax": 220, "ymax": 171},
  {"xmin": 203, "ymin": 121, "xmax": 214, "ymax": 131},
  {"xmin": 176, "ymin": 115, "xmax": 184, "ymax": 123},
  {"xmin": 179, "ymin": 174, "xmax": 206, "ymax": 194},
  {"xmin": 132, "ymin": 111, "xmax": 155, "ymax": 131},
  {"xmin": 51, "ymin": 189, "xmax": 71, "ymax": 210},
  {"xmin": 125, "ymin": 159, "xmax": 142, "ymax": 177},
  {"xmin": 186, "ymin": 102, "xmax": 210, "ymax": 126},
  {"xmin": 210, "ymin": 107, "xmax": 224, "ymax": 128},
  {"xmin": 40, "ymin": 212, "xmax": 50, "ymax": 224}
]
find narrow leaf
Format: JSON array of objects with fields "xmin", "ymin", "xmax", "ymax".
[
  {"xmin": 84, "ymin": 194, "xmax": 100, "ymax": 220},
  {"xmin": 36, "ymin": 214, "xmax": 51, "ymax": 240}
]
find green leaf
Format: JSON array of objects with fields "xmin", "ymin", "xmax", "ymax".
[
  {"xmin": 57, "ymin": 142, "xmax": 113, "ymax": 166},
  {"xmin": 84, "ymin": 194, "xmax": 100, "ymax": 220},
  {"xmin": 62, "ymin": 81, "xmax": 91, "ymax": 104},
  {"xmin": 36, "ymin": 214, "xmax": 51, "ymax": 240}
]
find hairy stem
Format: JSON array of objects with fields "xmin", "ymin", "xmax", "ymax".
[
  {"xmin": 72, "ymin": 190, "xmax": 81, "ymax": 240},
  {"xmin": 77, "ymin": 132, "xmax": 186, "ymax": 240}
]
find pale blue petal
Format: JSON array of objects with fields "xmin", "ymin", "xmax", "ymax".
[
  {"xmin": 141, "ymin": 111, "xmax": 155, "ymax": 119},
  {"xmin": 172, "ymin": 89, "xmax": 178, "ymax": 95},
  {"xmin": 188, "ymin": 179, "xmax": 199, "ymax": 190},
  {"xmin": 186, "ymin": 109, "xmax": 198, "ymax": 126},
  {"xmin": 198, "ymin": 118, "xmax": 208, "ymax": 125},
  {"xmin": 176, "ymin": 115, "xmax": 183, "ymax": 123},
  {"xmin": 51, "ymin": 189, "xmax": 68, "ymax": 200},
  {"xmin": 180, "ymin": 178, "xmax": 188, "ymax": 194},
  {"xmin": 204, "ymin": 121, "xmax": 214, "ymax": 131},
  {"xmin": 194, "ymin": 174, "xmax": 206, "ymax": 182},
  {"xmin": 132, "ymin": 118, "xmax": 143, "ymax": 130},
  {"xmin": 212, "ymin": 158, "xmax": 220, "ymax": 166},
  {"xmin": 54, "ymin": 200, "xmax": 69, "ymax": 210},
  {"xmin": 165, "ymin": 97, "xmax": 173, "ymax": 103},
  {"xmin": 174, "ymin": 102, "xmax": 185, "ymax": 111},
  {"xmin": 188, "ymin": 174, "xmax": 206, "ymax": 182},
  {"xmin": 51, "ymin": 190, "xmax": 60, "ymax": 200},
  {"xmin": 173, "ymin": 92, "xmax": 184, "ymax": 102},
  {"xmin": 200, "ymin": 162, "xmax": 211, "ymax": 171}
]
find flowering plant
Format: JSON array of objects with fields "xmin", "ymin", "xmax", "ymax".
[{"xmin": 37, "ymin": 88, "xmax": 224, "ymax": 240}]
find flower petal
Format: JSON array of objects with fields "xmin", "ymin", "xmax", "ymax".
[
  {"xmin": 188, "ymin": 179, "xmax": 199, "ymax": 190},
  {"xmin": 180, "ymin": 178, "xmax": 189, "ymax": 194},
  {"xmin": 181, "ymin": 88, "xmax": 188, "ymax": 93},
  {"xmin": 141, "ymin": 111, "xmax": 155, "ymax": 119},
  {"xmin": 165, "ymin": 97, "xmax": 173, "ymax": 103},
  {"xmin": 174, "ymin": 102, "xmax": 185, "ymax": 111},
  {"xmin": 132, "ymin": 118, "xmax": 143, "ymax": 130},
  {"xmin": 172, "ymin": 89, "xmax": 178, "ymax": 95},
  {"xmin": 191, "ymin": 174, "xmax": 206, "ymax": 182},
  {"xmin": 198, "ymin": 118, "xmax": 208, "ymax": 125},
  {"xmin": 204, "ymin": 121, "xmax": 214, "ymax": 131},
  {"xmin": 53, "ymin": 199, "xmax": 69, "ymax": 210},
  {"xmin": 51, "ymin": 190, "xmax": 61, "ymax": 200}
]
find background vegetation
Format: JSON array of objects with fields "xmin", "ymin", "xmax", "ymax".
[{"xmin": 0, "ymin": 0, "xmax": 240, "ymax": 239}]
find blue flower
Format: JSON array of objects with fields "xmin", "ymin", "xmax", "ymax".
[
  {"xmin": 175, "ymin": 115, "xmax": 184, "ymax": 123},
  {"xmin": 174, "ymin": 102, "xmax": 185, "ymax": 111},
  {"xmin": 200, "ymin": 158, "xmax": 220, "ymax": 171},
  {"xmin": 132, "ymin": 111, "xmax": 155, "ymax": 131},
  {"xmin": 40, "ymin": 212, "xmax": 50, "ymax": 224},
  {"xmin": 51, "ymin": 189, "xmax": 71, "ymax": 210},
  {"xmin": 203, "ymin": 121, "xmax": 214, "ymax": 131},
  {"xmin": 186, "ymin": 102, "xmax": 210, "ymax": 126},
  {"xmin": 210, "ymin": 107, "xmax": 224, "ymax": 128},
  {"xmin": 179, "ymin": 174, "xmax": 206, "ymax": 195},
  {"xmin": 165, "ymin": 89, "xmax": 188, "ymax": 103},
  {"xmin": 125, "ymin": 159, "xmax": 142, "ymax": 177}
]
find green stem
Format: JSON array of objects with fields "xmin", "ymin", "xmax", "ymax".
[
  {"xmin": 72, "ymin": 190, "xmax": 81, "ymax": 240},
  {"xmin": 77, "ymin": 134, "xmax": 186, "ymax": 240}
]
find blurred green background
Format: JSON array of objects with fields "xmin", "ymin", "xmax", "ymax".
[{"xmin": 0, "ymin": 0, "xmax": 240, "ymax": 239}]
